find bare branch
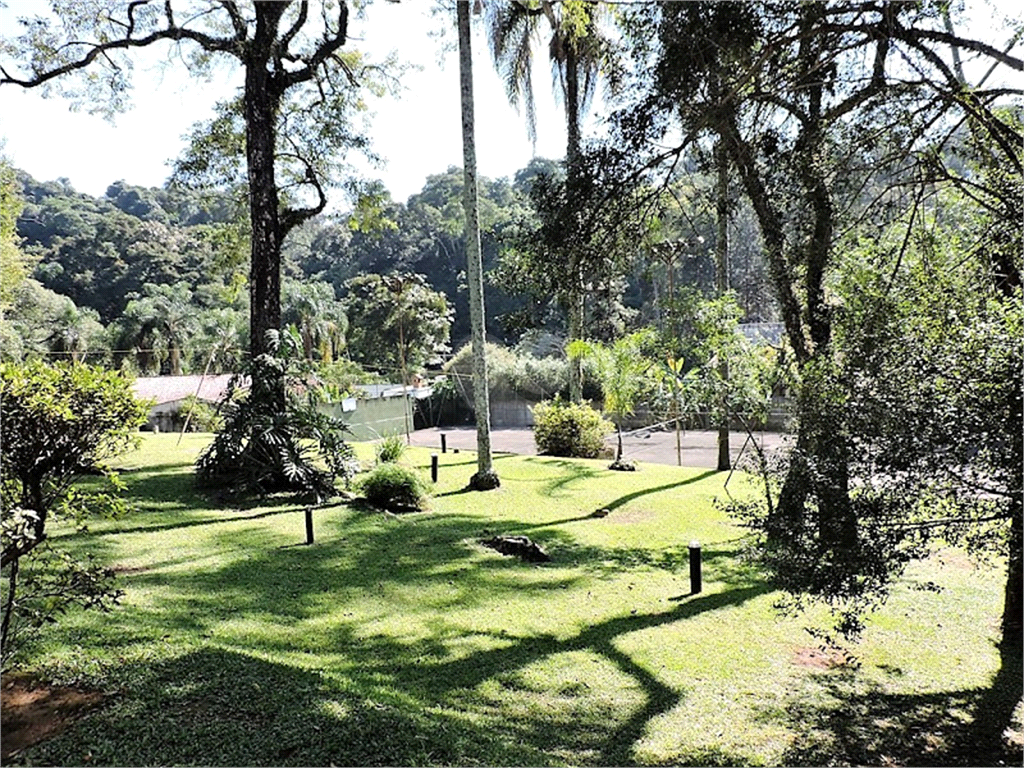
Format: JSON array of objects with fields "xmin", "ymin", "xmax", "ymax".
[
  {"xmin": 1, "ymin": 7, "xmax": 241, "ymax": 90},
  {"xmin": 281, "ymin": 1, "xmax": 349, "ymax": 89},
  {"xmin": 279, "ymin": 0, "xmax": 309, "ymax": 56}
]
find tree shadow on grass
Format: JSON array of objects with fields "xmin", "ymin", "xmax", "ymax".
[
  {"xmin": 325, "ymin": 583, "xmax": 772, "ymax": 765},
  {"xmin": 87, "ymin": 503, "xmax": 771, "ymax": 765},
  {"xmin": 517, "ymin": 457, "xmax": 606, "ymax": 497},
  {"xmin": 778, "ymin": 642, "xmax": 1022, "ymax": 767},
  {"xmin": 599, "ymin": 470, "xmax": 718, "ymax": 513},
  {"xmin": 10, "ymin": 647, "xmax": 549, "ymax": 767}
]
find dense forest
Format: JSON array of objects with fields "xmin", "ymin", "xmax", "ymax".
[{"xmin": 2, "ymin": 159, "xmax": 777, "ymax": 380}]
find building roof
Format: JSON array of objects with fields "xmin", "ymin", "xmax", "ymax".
[
  {"xmin": 355, "ymin": 382, "xmax": 434, "ymax": 401},
  {"xmin": 132, "ymin": 374, "xmax": 244, "ymax": 406}
]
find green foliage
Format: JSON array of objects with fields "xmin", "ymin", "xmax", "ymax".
[
  {"xmin": 531, "ymin": 396, "xmax": 613, "ymax": 458},
  {"xmin": 195, "ymin": 329, "xmax": 357, "ymax": 499},
  {"xmin": 496, "ymin": 152, "xmax": 647, "ymax": 340},
  {"xmin": 0, "ymin": 359, "xmax": 146, "ymax": 664},
  {"xmin": 344, "ymin": 272, "xmax": 453, "ymax": 376},
  {"xmin": 445, "ymin": 341, "xmax": 570, "ymax": 401},
  {"xmin": 358, "ymin": 463, "xmax": 430, "ymax": 512},
  {"xmin": 0, "ymin": 156, "xmax": 32, "ymax": 310},
  {"xmin": 180, "ymin": 395, "xmax": 224, "ymax": 433},
  {"xmin": 728, "ymin": 207, "xmax": 1023, "ymax": 640},
  {"xmin": 282, "ymin": 278, "xmax": 347, "ymax": 363},
  {"xmin": 375, "ymin": 434, "xmax": 407, "ymax": 465},
  {"xmin": 570, "ymin": 330, "xmax": 657, "ymax": 463}
]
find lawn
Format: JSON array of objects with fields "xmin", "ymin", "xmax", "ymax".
[{"xmin": 4, "ymin": 433, "xmax": 1020, "ymax": 766}]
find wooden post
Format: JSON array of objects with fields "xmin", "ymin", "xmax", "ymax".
[
  {"xmin": 431, "ymin": 453, "xmax": 439, "ymax": 483},
  {"xmin": 305, "ymin": 508, "xmax": 314, "ymax": 545},
  {"xmin": 441, "ymin": 433, "xmax": 447, "ymax": 454}
]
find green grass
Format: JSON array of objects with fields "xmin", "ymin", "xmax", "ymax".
[{"xmin": 7, "ymin": 433, "xmax": 1021, "ymax": 766}]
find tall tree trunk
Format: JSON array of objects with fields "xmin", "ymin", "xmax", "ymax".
[
  {"xmin": 714, "ymin": 139, "xmax": 731, "ymax": 472},
  {"xmin": 245, "ymin": 4, "xmax": 286, "ymax": 412},
  {"xmin": 458, "ymin": 0, "xmax": 499, "ymax": 491},
  {"xmin": 1003, "ymin": 496, "xmax": 1023, "ymax": 644},
  {"xmin": 565, "ymin": 45, "xmax": 585, "ymax": 403}
]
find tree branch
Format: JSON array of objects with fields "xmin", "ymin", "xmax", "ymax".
[
  {"xmin": 278, "ymin": 153, "xmax": 327, "ymax": 235},
  {"xmin": 281, "ymin": 1, "xmax": 349, "ymax": 89},
  {"xmin": 1, "ymin": 10, "xmax": 241, "ymax": 89}
]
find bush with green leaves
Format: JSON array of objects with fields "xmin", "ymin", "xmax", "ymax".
[
  {"xmin": 375, "ymin": 434, "xmax": 407, "ymax": 464},
  {"xmin": 359, "ymin": 463, "xmax": 430, "ymax": 512},
  {"xmin": 180, "ymin": 394, "xmax": 225, "ymax": 433},
  {"xmin": 195, "ymin": 329, "xmax": 357, "ymax": 499},
  {"xmin": 531, "ymin": 397, "xmax": 613, "ymax": 458},
  {"xmin": 1, "ymin": 359, "xmax": 148, "ymax": 665}
]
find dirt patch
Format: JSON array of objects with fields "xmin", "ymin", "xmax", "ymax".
[
  {"xmin": 1, "ymin": 673, "xmax": 105, "ymax": 762},
  {"xmin": 792, "ymin": 646, "xmax": 851, "ymax": 670},
  {"xmin": 111, "ymin": 563, "xmax": 150, "ymax": 574},
  {"xmin": 607, "ymin": 507, "xmax": 658, "ymax": 525}
]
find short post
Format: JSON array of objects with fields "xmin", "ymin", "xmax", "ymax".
[
  {"xmin": 441, "ymin": 433, "xmax": 447, "ymax": 454},
  {"xmin": 305, "ymin": 507, "xmax": 314, "ymax": 545},
  {"xmin": 689, "ymin": 539, "xmax": 702, "ymax": 594},
  {"xmin": 431, "ymin": 453, "xmax": 439, "ymax": 483}
]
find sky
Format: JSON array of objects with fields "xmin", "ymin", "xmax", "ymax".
[
  {"xmin": 0, "ymin": 1, "xmax": 1019, "ymax": 207},
  {"xmin": 0, "ymin": 1, "xmax": 578, "ymax": 205}
]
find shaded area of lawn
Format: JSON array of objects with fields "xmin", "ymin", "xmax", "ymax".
[
  {"xmin": 10, "ymin": 437, "xmax": 1018, "ymax": 766},
  {"xmin": 780, "ymin": 642, "xmax": 1023, "ymax": 767}
]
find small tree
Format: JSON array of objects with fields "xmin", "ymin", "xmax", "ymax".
[
  {"xmin": 1, "ymin": 360, "xmax": 148, "ymax": 665},
  {"xmin": 569, "ymin": 330, "xmax": 655, "ymax": 469}
]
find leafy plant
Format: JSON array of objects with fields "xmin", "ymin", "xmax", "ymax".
[
  {"xmin": 375, "ymin": 434, "xmax": 407, "ymax": 464},
  {"xmin": 195, "ymin": 329, "xmax": 357, "ymax": 499},
  {"xmin": 180, "ymin": 394, "xmax": 224, "ymax": 433},
  {"xmin": 0, "ymin": 359, "xmax": 147, "ymax": 665},
  {"xmin": 531, "ymin": 396, "xmax": 613, "ymax": 459},
  {"xmin": 358, "ymin": 463, "xmax": 430, "ymax": 512},
  {"xmin": 568, "ymin": 330, "xmax": 656, "ymax": 467}
]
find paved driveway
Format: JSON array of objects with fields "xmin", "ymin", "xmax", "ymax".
[{"xmin": 408, "ymin": 425, "xmax": 787, "ymax": 470}]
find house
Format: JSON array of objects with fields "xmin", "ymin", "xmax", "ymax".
[{"xmin": 132, "ymin": 374, "xmax": 244, "ymax": 432}]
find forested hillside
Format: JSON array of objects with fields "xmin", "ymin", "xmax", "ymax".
[{"xmin": 3, "ymin": 157, "xmax": 777, "ymax": 379}]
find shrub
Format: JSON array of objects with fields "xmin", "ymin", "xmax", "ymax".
[
  {"xmin": 375, "ymin": 434, "xmax": 406, "ymax": 464},
  {"xmin": 180, "ymin": 395, "xmax": 224, "ymax": 432},
  {"xmin": 1, "ymin": 360, "xmax": 147, "ymax": 664},
  {"xmin": 359, "ymin": 463, "xmax": 430, "ymax": 512},
  {"xmin": 531, "ymin": 397, "xmax": 613, "ymax": 458}
]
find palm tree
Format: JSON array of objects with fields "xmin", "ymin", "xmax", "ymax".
[
  {"xmin": 121, "ymin": 282, "xmax": 198, "ymax": 375},
  {"xmin": 570, "ymin": 330, "xmax": 653, "ymax": 468},
  {"xmin": 486, "ymin": 0, "xmax": 616, "ymax": 402},
  {"xmin": 282, "ymin": 279, "xmax": 347, "ymax": 362},
  {"xmin": 46, "ymin": 300, "xmax": 105, "ymax": 362},
  {"xmin": 458, "ymin": 0, "xmax": 500, "ymax": 490}
]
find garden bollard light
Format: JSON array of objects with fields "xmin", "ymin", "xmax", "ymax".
[
  {"xmin": 431, "ymin": 453, "xmax": 439, "ymax": 483},
  {"xmin": 441, "ymin": 433, "xmax": 447, "ymax": 453},
  {"xmin": 689, "ymin": 540, "xmax": 702, "ymax": 594},
  {"xmin": 305, "ymin": 507, "xmax": 314, "ymax": 545}
]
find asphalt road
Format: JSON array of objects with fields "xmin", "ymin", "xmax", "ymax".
[{"xmin": 408, "ymin": 425, "xmax": 788, "ymax": 470}]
